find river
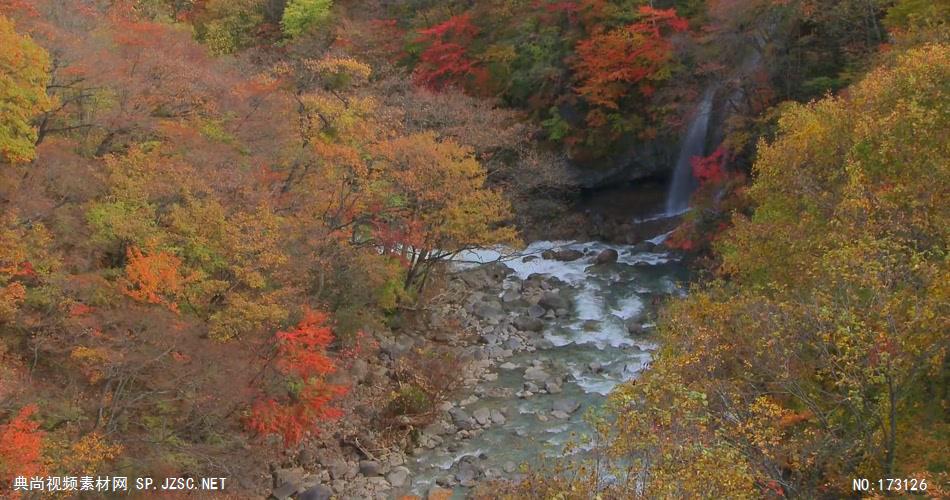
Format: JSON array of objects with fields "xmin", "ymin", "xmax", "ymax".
[{"xmin": 405, "ymin": 218, "xmax": 689, "ymax": 496}]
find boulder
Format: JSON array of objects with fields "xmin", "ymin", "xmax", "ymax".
[
  {"xmin": 538, "ymin": 292, "xmax": 569, "ymax": 311},
  {"xmin": 271, "ymin": 482, "xmax": 299, "ymax": 500},
  {"xmin": 524, "ymin": 366, "xmax": 551, "ymax": 383},
  {"xmin": 552, "ymin": 398, "xmax": 581, "ymax": 414},
  {"xmin": 513, "ymin": 316, "xmax": 544, "ymax": 332},
  {"xmin": 298, "ymin": 484, "xmax": 333, "ymax": 500},
  {"xmin": 550, "ymin": 248, "xmax": 584, "ymax": 261},
  {"xmin": 458, "ymin": 270, "xmax": 492, "ymax": 290},
  {"xmin": 474, "ymin": 302, "xmax": 505, "ymax": 322},
  {"xmin": 526, "ymin": 304, "xmax": 546, "ymax": 318},
  {"xmin": 473, "ymin": 407, "xmax": 492, "ymax": 426},
  {"xmin": 594, "ymin": 248, "xmax": 619, "ymax": 264},
  {"xmin": 386, "ymin": 466, "xmax": 411, "ymax": 489},
  {"xmin": 490, "ymin": 409, "xmax": 506, "ymax": 425},
  {"xmin": 359, "ymin": 460, "xmax": 382, "ymax": 477},
  {"xmin": 326, "ymin": 460, "xmax": 349, "ymax": 480},
  {"xmin": 449, "ymin": 408, "xmax": 475, "ymax": 430},
  {"xmin": 631, "ymin": 241, "xmax": 656, "ymax": 253},
  {"xmin": 483, "ymin": 262, "xmax": 515, "ymax": 281},
  {"xmin": 500, "ymin": 289, "xmax": 522, "ymax": 304},
  {"xmin": 625, "ymin": 318, "xmax": 643, "ymax": 335}
]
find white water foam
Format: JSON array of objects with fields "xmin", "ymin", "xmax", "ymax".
[{"xmin": 611, "ymin": 294, "xmax": 644, "ymax": 320}]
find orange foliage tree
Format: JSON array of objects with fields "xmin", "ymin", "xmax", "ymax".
[
  {"xmin": 573, "ymin": 6, "xmax": 688, "ymax": 111},
  {"xmin": 0, "ymin": 405, "xmax": 46, "ymax": 496},
  {"xmin": 121, "ymin": 246, "xmax": 189, "ymax": 312},
  {"xmin": 246, "ymin": 309, "xmax": 347, "ymax": 446}
]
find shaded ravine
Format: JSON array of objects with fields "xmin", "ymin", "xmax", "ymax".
[{"xmin": 405, "ymin": 233, "xmax": 689, "ymax": 496}]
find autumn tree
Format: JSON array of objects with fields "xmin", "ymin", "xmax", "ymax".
[
  {"xmin": 605, "ymin": 43, "xmax": 950, "ymax": 497},
  {"xmin": 413, "ymin": 13, "xmax": 487, "ymax": 92},
  {"xmin": 246, "ymin": 309, "xmax": 346, "ymax": 446},
  {"xmin": 0, "ymin": 405, "xmax": 46, "ymax": 498},
  {"xmin": 372, "ymin": 132, "xmax": 517, "ymax": 291},
  {"xmin": 0, "ymin": 14, "xmax": 52, "ymax": 163},
  {"xmin": 281, "ymin": 0, "xmax": 333, "ymax": 38},
  {"xmin": 572, "ymin": 6, "xmax": 687, "ymax": 138}
]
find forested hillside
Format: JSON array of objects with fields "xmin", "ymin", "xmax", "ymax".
[{"xmin": 1, "ymin": 0, "xmax": 947, "ymax": 498}]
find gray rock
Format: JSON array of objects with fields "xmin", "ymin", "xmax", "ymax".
[
  {"xmin": 551, "ymin": 410, "xmax": 570, "ymax": 420},
  {"xmin": 459, "ymin": 270, "xmax": 493, "ymax": 290},
  {"xmin": 526, "ymin": 304, "xmax": 546, "ymax": 318},
  {"xmin": 513, "ymin": 316, "xmax": 544, "ymax": 332},
  {"xmin": 490, "ymin": 409, "xmax": 506, "ymax": 425},
  {"xmin": 473, "ymin": 407, "xmax": 492, "ymax": 426},
  {"xmin": 483, "ymin": 262, "xmax": 515, "ymax": 281},
  {"xmin": 594, "ymin": 248, "xmax": 619, "ymax": 264},
  {"xmin": 480, "ymin": 333, "xmax": 499, "ymax": 345},
  {"xmin": 522, "ymin": 255, "xmax": 538, "ymax": 262},
  {"xmin": 552, "ymin": 398, "xmax": 581, "ymax": 414},
  {"xmin": 588, "ymin": 362, "xmax": 604, "ymax": 373},
  {"xmin": 503, "ymin": 461, "xmax": 518, "ymax": 474},
  {"xmin": 456, "ymin": 460, "xmax": 480, "ymax": 483},
  {"xmin": 545, "ymin": 380, "xmax": 562, "ymax": 394},
  {"xmin": 523, "ymin": 381, "xmax": 540, "ymax": 392},
  {"xmin": 331, "ymin": 480, "xmax": 346, "ymax": 493},
  {"xmin": 327, "ymin": 460, "xmax": 349, "ymax": 480},
  {"xmin": 501, "ymin": 289, "xmax": 522, "ymax": 304},
  {"xmin": 538, "ymin": 292, "xmax": 569, "ymax": 311},
  {"xmin": 548, "ymin": 248, "xmax": 584, "ymax": 261},
  {"xmin": 631, "ymin": 241, "xmax": 657, "ymax": 253},
  {"xmin": 449, "ymin": 408, "xmax": 475, "ymax": 430},
  {"xmin": 271, "ymin": 482, "xmax": 299, "ymax": 500},
  {"xmin": 386, "ymin": 466, "xmax": 411, "ymax": 489},
  {"xmin": 499, "ymin": 362, "xmax": 518, "ymax": 370},
  {"xmin": 274, "ymin": 467, "xmax": 306, "ymax": 488},
  {"xmin": 359, "ymin": 460, "xmax": 382, "ymax": 477},
  {"xmin": 298, "ymin": 484, "xmax": 333, "ymax": 500},
  {"xmin": 485, "ymin": 387, "xmax": 514, "ymax": 398},
  {"xmin": 474, "ymin": 302, "xmax": 505, "ymax": 322},
  {"xmin": 524, "ymin": 366, "xmax": 551, "ymax": 383},
  {"xmin": 626, "ymin": 317, "xmax": 643, "ymax": 335}
]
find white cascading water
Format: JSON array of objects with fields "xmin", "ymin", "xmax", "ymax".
[{"xmin": 665, "ymin": 88, "xmax": 715, "ymax": 215}]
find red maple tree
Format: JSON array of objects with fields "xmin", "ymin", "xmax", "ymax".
[{"xmin": 246, "ymin": 310, "xmax": 347, "ymax": 446}]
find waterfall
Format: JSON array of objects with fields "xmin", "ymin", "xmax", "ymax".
[{"xmin": 665, "ymin": 88, "xmax": 715, "ymax": 214}]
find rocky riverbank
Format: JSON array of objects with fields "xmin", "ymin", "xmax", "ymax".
[{"xmin": 265, "ymin": 237, "xmax": 685, "ymax": 500}]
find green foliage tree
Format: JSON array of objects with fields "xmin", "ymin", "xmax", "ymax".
[
  {"xmin": 0, "ymin": 15, "xmax": 52, "ymax": 163},
  {"xmin": 281, "ymin": 0, "xmax": 333, "ymax": 38}
]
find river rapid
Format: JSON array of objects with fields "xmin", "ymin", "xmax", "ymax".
[{"xmin": 406, "ymin": 223, "xmax": 689, "ymax": 496}]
